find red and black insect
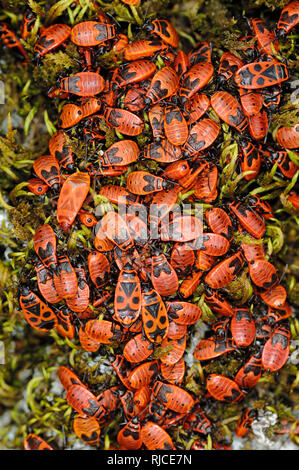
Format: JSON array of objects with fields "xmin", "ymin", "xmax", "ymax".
[
  {"xmin": 179, "ymin": 270, "xmax": 203, "ymax": 298},
  {"xmin": 236, "ymin": 409, "xmax": 258, "ymax": 438},
  {"xmin": 234, "ymin": 351, "xmax": 263, "ymax": 389},
  {"xmin": 204, "ymin": 251, "xmax": 244, "ymax": 289},
  {"xmin": 160, "ymin": 214, "xmax": 202, "ymax": 243},
  {"xmin": 0, "ymin": 22, "xmax": 29, "ymax": 62},
  {"xmin": 193, "ymin": 163, "xmax": 218, "ymax": 203},
  {"xmin": 267, "ymin": 303, "xmax": 292, "ymax": 325},
  {"xmin": 34, "ymin": 257, "xmax": 62, "ymax": 304},
  {"xmin": 275, "ymin": 124, "xmax": 299, "ymax": 149},
  {"xmin": 58, "ymin": 71, "xmax": 105, "ymax": 97},
  {"xmin": 262, "ymin": 324, "xmax": 290, "ymax": 372},
  {"xmin": 133, "ymin": 386, "xmax": 151, "ymax": 415},
  {"xmin": 229, "ymin": 201, "xmax": 265, "ymax": 239},
  {"xmin": 211, "ymin": 91, "xmax": 248, "ymax": 132},
  {"xmin": 145, "ymin": 66, "xmax": 179, "ymax": 104},
  {"xmin": 79, "ymin": 324, "xmax": 100, "ymax": 352},
  {"xmin": 88, "ymin": 251, "xmax": 110, "ymax": 288},
  {"xmin": 205, "ymin": 207, "xmax": 234, "ymax": 241},
  {"xmin": 58, "ymin": 103, "xmax": 83, "ymax": 128},
  {"xmin": 94, "ymin": 224, "xmax": 115, "ymax": 252},
  {"xmin": 78, "ymin": 211, "xmax": 98, "ymax": 228},
  {"xmin": 218, "ymin": 51, "xmax": 244, "ymax": 82},
  {"xmin": 19, "ymin": 286, "xmax": 58, "ymax": 332},
  {"xmin": 141, "ymin": 421, "xmax": 175, "ymax": 450},
  {"xmin": 148, "ymin": 103, "xmax": 165, "ymax": 142},
  {"xmin": 159, "ymin": 335, "xmax": 187, "ymax": 366},
  {"xmin": 163, "ymin": 160, "xmax": 190, "ymax": 182},
  {"xmin": 117, "ymin": 417, "xmax": 142, "ymax": 450},
  {"xmin": 104, "ymin": 107, "xmax": 144, "ymax": 136},
  {"xmin": 212, "ymin": 318, "xmax": 231, "ymax": 337},
  {"xmin": 58, "ymin": 366, "xmax": 86, "ymax": 391},
  {"xmin": 240, "ymin": 140, "xmax": 262, "ymax": 180},
  {"xmin": 239, "ymin": 87, "xmax": 263, "ymax": 116},
  {"xmin": 85, "ymin": 319, "xmax": 125, "ymax": 345},
  {"xmin": 248, "ymin": 109, "xmax": 269, "ymax": 141},
  {"xmin": 24, "ymin": 434, "xmax": 53, "ymax": 450},
  {"xmin": 20, "ymin": 11, "xmax": 36, "ymax": 39},
  {"xmin": 57, "ymin": 172, "xmax": 90, "ymax": 232},
  {"xmin": 152, "ymin": 381, "xmax": 194, "ymax": 414},
  {"xmin": 27, "ymin": 178, "xmax": 48, "ymax": 196},
  {"xmin": 56, "ymin": 306, "xmax": 75, "ymax": 339},
  {"xmin": 184, "ymin": 93, "xmax": 210, "ymax": 123},
  {"xmin": 66, "ymin": 267, "xmax": 90, "ymax": 313},
  {"xmin": 123, "ymin": 38, "xmax": 167, "ymax": 61},
  {"xmin": 206, "ymin": 374, "xmax": 245, "ymax": 403},
  {"xmin": 33, "ymin": 154, "xmax": 60, "ymax": 191},
  {"xmin": 114, "ymin": 264, "xmax": 141, "ymax": 326},
  {"xmin": 34, "ymin": 24, "xmax": 71, "ymax": 59},
  {"xmin": 262, "ymin": 85, "xmax": 281, "ymax": 112},
  {"xmin": 196, "ymin": 250, "xmax": 216, "ymax": 271},
  {"xmin": 54, "ymin": 255, "xmax": 78, "ymax": 300},
  {"xmin": 248, "ymin": 259, "xmax": 279, "ymax": 289},
  {"xmin": 250, "ymin": 18, "xmax": 279, "ymax": 55},
  {"xmin": 113, "ymin": 60, "xmax": 156, "ymax": 88},
  {"xmin": 194, "ymin": 337, "xmax": 235, "ymax": 361},
  {"xmin": 240, "ymin": 233, "xmax": 265, "ymax": 263},
  {"xmin": 199, "ymin": 233, "xmax": 230, "ymax": 256},
  {"xmin": 48, "ymin": 130, "xmax": 74, "ymax": 171},
  {"xmin": 179, "ymin": 62, "xmax": 214, "ymax": 102},
  {"xmin": 70, "ymin": 20, "xmax": 116, "ymax": 47},
  {"xmin": 170, "ymin": 242, "xmax": 195, "ymax": 274},
  {"xmin": 99, "ymin": 185, "xmax": 139, "ymax": 206},
  {"xmin": 167, "ymin": 301, "xmax": 202, "ymax": 325},
  {"xmin": 101, "ymin": 140, "xmax": 139, "ymax": 166},
  {"xmin": 276, "ymin": 1, "xmax": 299, "ymax": 37},
  {"xmin": 164, "ymin": 105, "xmax": 189, "ymax": 146},
  {"xmin": 183, "ymin": 118, "xmax": 220, "ymax": 155},
  {"xmin": 160, "ymin": 358, "xmax": 185, "ymax": 385},
  {"xmin": 118, "ymin": 388, "xmax": 136, "ymax": 419},
  {"xmin": 73, "ymin": 415, "xmax": 101, "ymax": 447},
  {"xmin": 33, "ymin": 224, "xmax": 57, "ymax": 271},
  {"xmin": 141, "ymin": 286, "xmax": 169, "ymax": 343},
  {"xmin": 127, "ymin": 361, "xmax": 159, "ymax": 389},
  {"xmin": 123, "ymin": 333, "xmax": 154, "ymax": 363},
  {"xmin": 247, "ymin": 194, "xmax": 274, "ymax": 220},
  {"xmin": 259, "ymin": 284, "xmax": 287, "ymax": 309},
  {"xmin": 183, "ymin": 401, "xmax": 212, "ymax": 435},
  {"xmin": 234, "ymin": 61, "xmax": 289, "ymax": 89},
  {"xmin": 231, "ymin": 308, "xmax": 255, "ymax": 347},
  {"xmin": 127, "ymin": 171, "xmax": 171, "ymax": 195},
  {"xmin": 66, "ymin": 384, "xmax": 102, "ymax": 417},
  {"xmin": 177, "ymin": 160, "xmax": 208, "ymax": 188},
  {"xmin": 188, "ymin": 42, "xmax": 212, "ymax": 66},
  {"xmin": 270, "ymin": 150, "xmax": 299, "ymax": 179},
  {"xmin": 144, "ymin": 19, "xmax": 179, "ymax": 47},
  {"xmin": 124, "ymin": 85, "xmax": 147, "ymax": 112},
  {"xmin": 174, "ymin": 50, "xmax": 189, "ymax": 77},
  {"xmin": 204, "ymin": 287, "xmax": 234, "ymax": 317},
  {"xmin": 143, "ymin": 139, "xmax": 182, "ymax": 163},
  {"xmin": 96, "ymin": 386, "xmax": 120, "ymax": 422},
  {"xmin": 100, "ymin": 211, "xmax": 134, "ymax": 251},
  {"xmin": 151, "ymin": 253, "xmax": 179, "ymax": 297}
]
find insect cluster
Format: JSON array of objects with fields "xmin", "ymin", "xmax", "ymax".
[{"xmin": 2, "ymin": 0, "xmax": 298, "ymax": 451}]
